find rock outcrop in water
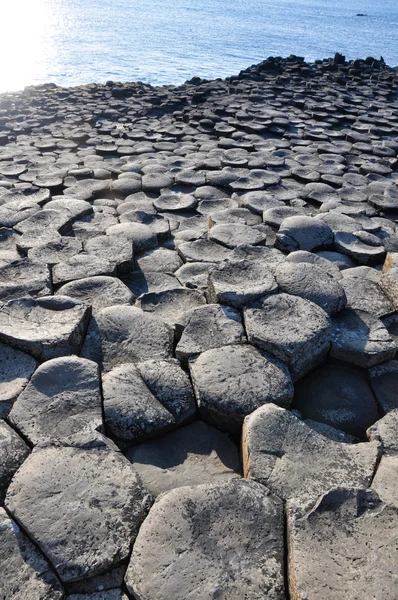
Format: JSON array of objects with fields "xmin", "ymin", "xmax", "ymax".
[{"xmin": 0, "ymin": 54, "xmax": 398, "ymax": 599}]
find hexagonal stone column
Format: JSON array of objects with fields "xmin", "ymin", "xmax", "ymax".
[{"xmin": 125, "ymin": 479, "xmax": 285, "ymax": 600}]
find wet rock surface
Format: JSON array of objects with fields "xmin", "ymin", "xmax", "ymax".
[{"xmin": 1, "ymin": 55, "xmax": 398, "ymax": 595}]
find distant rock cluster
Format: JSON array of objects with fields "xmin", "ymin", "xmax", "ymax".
[{"xmin": 0, "ymin": 53, "xmax": 398, "ymax": 599}]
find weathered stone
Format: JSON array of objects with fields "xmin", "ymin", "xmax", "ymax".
[
  {"xmin": 9, "ymin": 357, "xmax": 102, "ymax": 446},
  {"xmin": 243, "ymin": 404, "xmax": 378, "ymax": 504},
  {"xmin": 106, "ymin": 223, "xmax": 158, "ymax": 252},
  {"xmin": 121, "ymin": 271, "xmax": 179, "ymax": 297},
  {"xmin": 0, "ymin": 296, "xmax": 90, "ymax": 361},
  {"xmin": 5, "ymin": 439, "xmax": 151, "ymax": 583},
  {"xmin": 275, "ymin": 262, "xmax": 346, "ymax": 315},
  {"xmin": 29, "ymin": 237, "xmax": 83, "ymax": 265},
  {"xmin": 127, "ymin": 421, "xmax": 241, "ymax": 496},
  {"xmin": 0, "ymin": 258, "xmax": 51, "ymax": 301},
  {"xmin": 208, "ymin": 223, "xmax": 266, "ymax": 248},
  {"xmin": 371, "ymin": 455, "xmax": 398, "ymax": 507},
  {"xmin": 137, "ymin": 288, "xmax": 206, "ymax": 331},
  {"xmin": 93, "ymin": 305, "xmax": 174, "ymax": 367},
  {"xmin": 287, "ymin": 488, "xmax": 398, "ymax": 600},
  {"xmin": 68, "ymin": 591, "xmax": 127, "ymax": 600},
  {"xmin": 85, "ymin": 236, "xmax": 134, "ymax": 273},
  {"xmin": 341, "ymin": 273, "xmax": 394, "ymax": 317},
  {"xmin": 0, "ymin": 342, "xmax": 37, "ymax": 418},
  {"xmin": 53, "ymin": 254, "xmax": 116, "ymax": 286},
  {"xmin": 285, "ymin": 250, "xmax": 342, "ymax": 279},
  {"xmin": 0, "ymin": 507, "xmax": 65, "ymax": 600},
  {"xmin": 367, "ymin": 409, "xmax": 398, "ymax": 452},
  {"xmin": 0, "ymin": 420, "xmax": 30, "ymax": 504},
  {"xmin": 331, "ymin": 308, "xmax": 395, "ymax": 368},
  {"xmin": 177, "ymin": 238, "xmax": 231, "ymax": 263},
  {"xmin": 208, "ymin": 257, "xmax": 278, "ymax": 308},
  {"xmin": 57, "ymin": 276, "xmax": 133, "ymax": 314},
  {"xmin": 175, "ymin": 261, "xmax": 217, "ymax": 290},
  {"xmin": 369, "ymin": 360, "xmax": 398, "ymax": 413},
  {"xmin": 334, "ymin": 230, "xmax": 386, "ymax": 265},
  {"xmin": 190, "ymin": 344, "xmax": 293, "ymax": 434},
  {"xmin": 294, "ymin": 364, "xmax": 380, "ymax": 438},
  {"xmin": 135, "ymin": 247, "xmax": 183, "ymax": 273},
  {"xmin": 125, "ymin": 479, "xmax": 285, "ymax": 600},
  {"xmin": 176, "ymin": 304, "xmax": 246, "ymax": 361},
  {"xmin": 102, "ymin": 363, "xmax": 175, "ymax": 441},
  {"xmin": 276, "ymin": 216, "xmax": 333, "ymax": 252},
  {"xmin": 244, "ymin": 293, "xmax": 331, "ymax": 381}
]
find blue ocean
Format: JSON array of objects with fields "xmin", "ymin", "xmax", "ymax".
[{"xmin": 0, "ymin": 0, "xmax": 397, "ymax": 93}]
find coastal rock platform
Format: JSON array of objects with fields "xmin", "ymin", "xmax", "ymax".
[{"xmin": 0, "ymin": 54, "xmax": 398, "ymax": 599}]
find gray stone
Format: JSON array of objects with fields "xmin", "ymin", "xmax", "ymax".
[
  {"xmin": 190, "ymin": 344, "xmax": 293, "ymax": 434},
  {"xmin": 0, "ymin": 296, "xmax": 91, "ymax": 361},
  {"xmin": 135, "ymin": 247, "xmax": 183, "ymax": 273},
  {"xmin": 287, "ymin": 488, "xmax": 398, "ymax": 600},
  {"xmin": 0, "ymin": 420, "xmax": 30, "ymax": 504},
  {"xmin": 315, "ymin": 250, "xmax": 356, "ymax": 270},
  {"xmin": 334, "ymin": 230, "xmax": 386, "ymax": 265},
  {"xmin": 294, "ymin": 364, "xmax": 380, "ymax": 438},
  {"xmin": 276, "ymin": 216, "xmax": 333, "ymax": 252},
  {"xmin": 244, "ymin": 293, "xmax": 331, "ymax": 381},
  {"xmin": 275, "ymin": 262, "xmax": 346, "ymax": 315},
  {"xmin": 243, "ymin": 404, "xmax": 378, "ymax": 504},
  {"xmin": 122, "ymin": 271, "xmax": 179, "ymax": 297},
  {"xmin": 208, "ymin": 257, "xmax": 278, "ymax": 308},
  {"xmin": 175, "ymin": 261, "xmax": 217, "ymax": 290},
  {"xmin": 380, "ymin": 267, "xmax": 398, "ymax": 310},
  {"xmin": 371, "ymin": 455, "xmax": 398, "ymax": 507},
  {"xmin": 331, "ymin": 308, "xmax": 395, "ymax": 368},
  {"xmin": 153, "ymin": 192, "xmax": 197, "ymax": 212},
  {"xmin": 93, "ymin": 305, "xmax": 173, "ymax": 367},
  {"xmin": 9, "ymin": 357, "xmax": 102, "ymax": 446},
  {"xmin": 176, "ymin": 304, "xmax": 246, "ymax": 361},
  {"xmin": 209, "ymin": 207, "xmax": 262, "ymax": 227},
  {"xmin": 85, "ymin": 236, "xmax": 134, "ymax": 273},
  {"xmin": 125, "ymin": 479, "xmax": 285, "ymax": 600},
  {"xmin": 0, "ymin": 507, "xmax": 64, "ymax": 600},
  {"xmin": 0, "ymin": 342, "xmax": 37, "ymax": 418},
  {"xmin": 208, "ymin": 223, "xmax": 266, "ymax": 248},
  {"xmin": 367, "ymin": 409, "xmax": 398, "ymax": 452},
  {"xmin": 102, "ymin": 363, "xmax": 175, "ymax": 441},
  {"xmin": 127, "ymin": 421, "xmax": 241, "ymax": 497},
  {"xmin": 57, "ymin": 276, "xmax": 133, "ymax": 314},
  {"xmin": 29, "ymin": 237, "xmax": 83, "ymax": 265},
  {"xmin": 137, "ymin": 288, "xmax": 206, "ymax": 331},
  {"xmin": 369, "ymin": 360, "xmax": 398, "ymax": 413},
  {"xmin": 0, "ymin": 258, "xmax": 51, "ymax": 301},
  {"xmin": 66, "ymin": 565, "xmax": 126, "ymax": 594},
  {"xmin": 53, "ymin": 254, "xmax": 116, "ymax": 286},
  {"xmin": 5, "ymin": 439, "xmax": 151, "ymax": 583},
  {"xmin": 341, "ymin": 274, "xmax": 394, "ymax": 317},
  {"xmin": 106, "ymin": 223, "xmax": 158, "ymax": 253},
  {"xmin": 285, "ymin": 250, "xmax": 342, "ymax": 279},
  {"xmin": 68, "ymin": 591, "xmax": 127, "ymax": 600},
  {"xmin": 177, "ymin": 238, "xmax": 231, "ymax": 263}
]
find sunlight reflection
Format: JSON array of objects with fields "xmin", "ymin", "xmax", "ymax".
[{"xmin": 0, "ymin": 0, "xmax": 58, "ymax": 92}]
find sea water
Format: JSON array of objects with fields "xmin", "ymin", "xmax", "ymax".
[{"xmin": 0, "ymin": 0, "xmax": 397, "ymax": 93}]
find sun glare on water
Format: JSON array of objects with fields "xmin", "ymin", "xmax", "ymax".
[{"xmin": 0, "ymin": 0, "xmax": 58, "ymax": 93}]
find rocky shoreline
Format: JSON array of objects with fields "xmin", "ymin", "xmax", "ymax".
[{"xmin": 0, "ymin": 54, "xmax": 398, "ymax": 599}]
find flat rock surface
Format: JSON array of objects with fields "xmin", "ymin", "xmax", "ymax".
[
  {"xmin": 127, "ymin": 421, "xmax": 241, "ymax": 497},
  {"xmin": 0, "ymin": 341, "xmax": 37, "ymax": 418},
  {"xmin": 0, "ymin": 507, "xmax": 65, "ymax": 600},
  {"xmin": 190, "ymin": 344, "xmax": 293, "ymax": 434},
  {"xmin": 0, "ymin": 420, "xmax": 30, "ymax": 504},
  {"xmin": 243, "ymin": 404, "xmax": 378, "ymax": 504},
  {"xmin": 294, "ymin": 363, "xmax": 380, "ymax": 438},
  {"xmin": 369, "ymin": 360, "xmax": 398, "ymax": 412},
  {"xmin": 125, "ymin": 479, "xmax": 285, "ymax": 600},
  {"xmin": 5, "ymin": 439, "xmax": 151, "ymax": 584},
  {"xmin": 244, "ymin": 293, "xmax": 331, "ymax": 380},
  {"xmin": 287, "ymin": 488, "xmax": 398, "ymax": 600},
  {"xmin": 0, "ymin": 296, "xmax": 90, "ymax": 361},
  {"xmin": 9, "ymin": 356, "xmax": 102, "ymax": 445}
]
